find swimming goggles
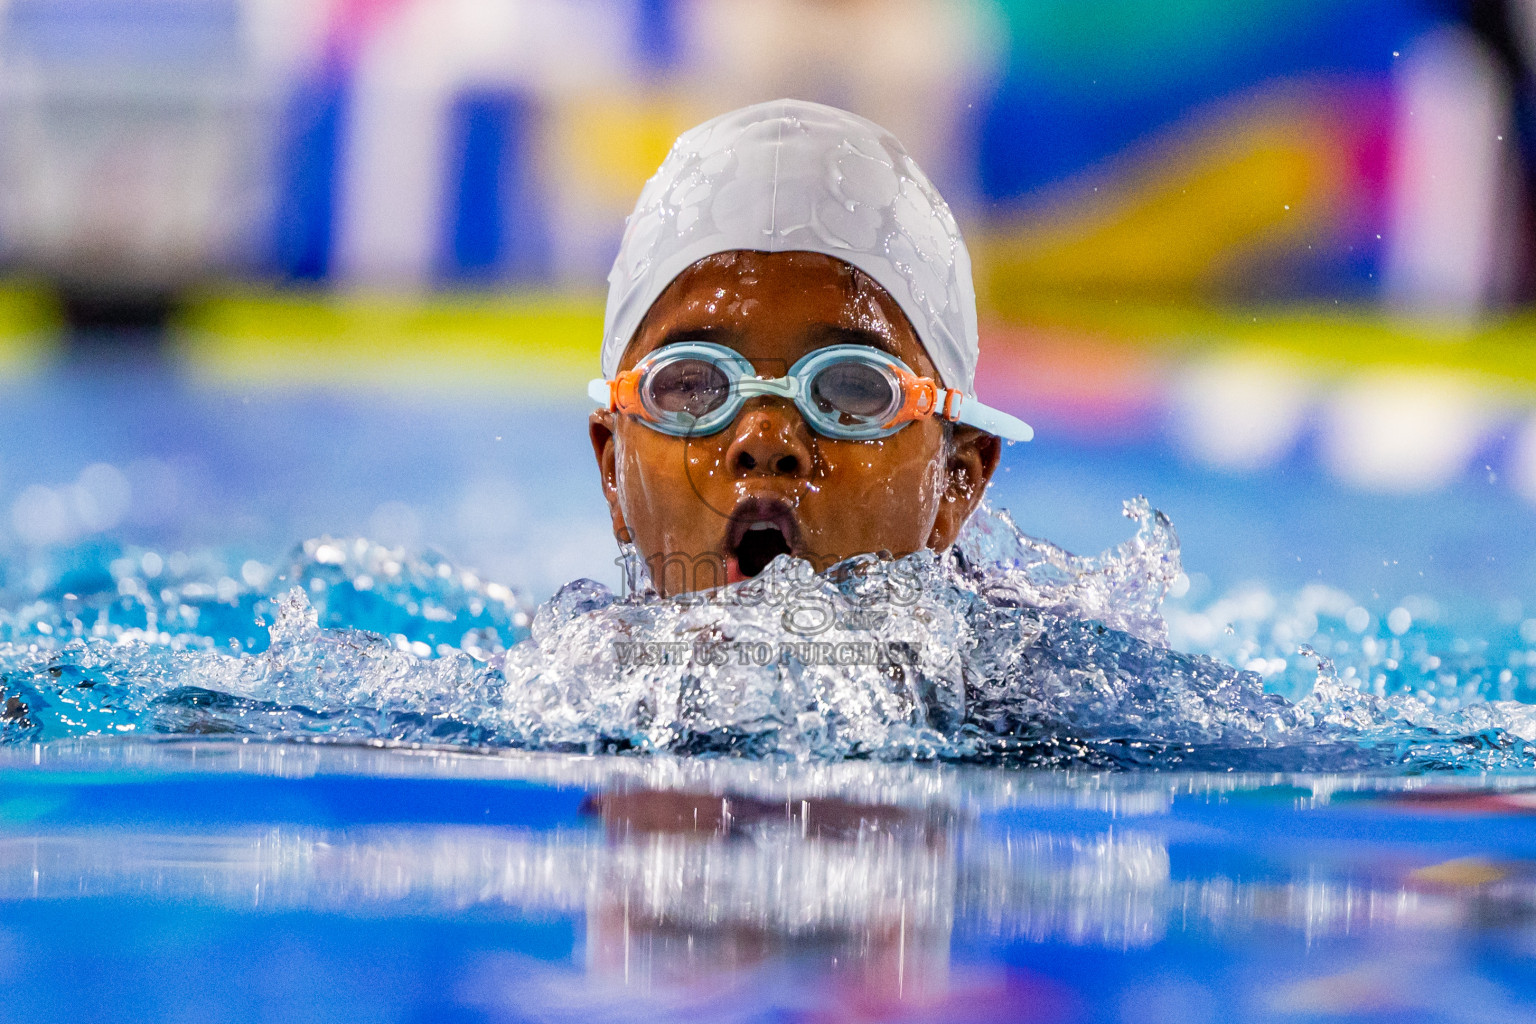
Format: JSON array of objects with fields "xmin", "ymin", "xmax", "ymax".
[{"xmin": 589, "ymin": 342, "xmax": 1033, "ymax": 442}]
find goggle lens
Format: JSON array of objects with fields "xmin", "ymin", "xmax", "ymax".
[
  {"xmin": 645, "ymin": 357, "xmax": 732, "ymax": 417},
  {"xmin": 809, "ymin": 360, "xmax": 899, "ymax": 426}
]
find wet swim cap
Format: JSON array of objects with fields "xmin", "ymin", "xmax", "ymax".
[{"xmin": 602, "ymin": 99, "xmax": 981, "ymax": 395}]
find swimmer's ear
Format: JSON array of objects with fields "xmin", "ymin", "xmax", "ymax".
[
  {"xmin": 589, "ymin": 411, "xmax": 633, "ymax": 545},
  {"xmin": 927, "ymin": 426, "xmax": 1001, "ymax": 551}
]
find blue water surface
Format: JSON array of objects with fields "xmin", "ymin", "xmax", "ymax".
[
  {"xmin": 2, "ymin": 351, "xmax": 1536, "ymax": 1020},
  {"xmin": 3, "ymin": 741, "xmax": 1536, "ymax": 1024}
]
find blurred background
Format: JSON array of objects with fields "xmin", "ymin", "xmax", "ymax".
[{"xmin": 1, "ymin": 0, "xmax": 1535, "ymax": 636}]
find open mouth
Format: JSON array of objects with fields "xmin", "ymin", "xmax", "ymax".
[{"xmin": 724, "ymin": 498, "xmax": 802, "ymax": 582}]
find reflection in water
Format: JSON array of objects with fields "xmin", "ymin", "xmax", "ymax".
[
  {"xmin": 0, "ymin": 782, "xmax": 1531, "ymax": 991},
  {"xmin": 584, "ymin": 790, "xmax": 956, "ymax": 1000},
  {"xmin": 5, "ymin": 743, "xmax": 1536, "ymax": 1018},
  {"xmin": 961, "ymin": 828, "xmax": 1169, "ymax": 948}
]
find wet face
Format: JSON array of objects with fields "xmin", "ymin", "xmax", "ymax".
[{"xmin": 589, "ymin": 251, "xmax": 1000, "ymax": 596}]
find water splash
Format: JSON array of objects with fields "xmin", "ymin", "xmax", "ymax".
[
  {"xmin": 1, "ymin": 503, "xmax": 1535, "ymax": 770},
  {"xmin": 954, "ymin": 497, "xmax": 1181, "ymax": 646}
]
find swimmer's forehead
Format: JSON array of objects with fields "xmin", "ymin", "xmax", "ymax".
[{"xmin": 618, "ymin": 251, "xmax": 938, "ymax": 378}]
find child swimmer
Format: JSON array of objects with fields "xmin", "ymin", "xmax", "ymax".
[
  {"xmin": 588, "ymin": 100, "xmax": 1032, "ymax": 597},
  {"xmin": 523, "ymin": 104, "xmax": 1295, "ymax": 761}
]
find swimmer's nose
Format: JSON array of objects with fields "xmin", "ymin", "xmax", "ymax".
[{"xmin": 727, "ymin": 405, "xmax": 812, "ymax": 477}]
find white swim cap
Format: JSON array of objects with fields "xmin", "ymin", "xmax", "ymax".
[{"xmin": 601, "ymin": 99, "xmax": 982, "ymax": 395}]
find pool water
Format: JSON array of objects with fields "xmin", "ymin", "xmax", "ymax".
[
  {"xmin": 4, "ymin": 350, "xmax": 1536, "ymax": 1019},
  {"xmin": 5, "ymin": 489, "xmax": 1536, "ymax": 771},
  {"xmin": 4, "ymin": 740, "xmax": 1536, "ymax": 1024}
]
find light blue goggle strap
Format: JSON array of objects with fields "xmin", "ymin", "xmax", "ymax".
[
  {"xmin": 733, "ymin": 376, "xmax": 800, "ymax": 400},
  {"xmin": 948, "ymin": 394, "xmax": 1034, "ymax": 443}
]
